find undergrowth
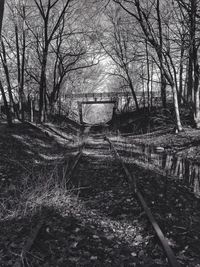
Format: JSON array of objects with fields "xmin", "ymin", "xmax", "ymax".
[{"xmin": 0, "ymin": 161, "xmax": 80, "ymax": 222}]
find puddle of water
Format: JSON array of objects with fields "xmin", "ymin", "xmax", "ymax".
[{"xmin": 118, "ymin": 142, "xmax": 200, "ymax": 197}]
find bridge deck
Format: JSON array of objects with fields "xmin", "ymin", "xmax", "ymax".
[
  {"xmin": 64, "ymin": 92, "xmax": 132, "ymax": 99},
  {"xmin": 81, "ymin": 100, "xmax": 116, "ymax": 105}
]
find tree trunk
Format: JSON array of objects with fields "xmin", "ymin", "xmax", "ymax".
[
  {"xmin": 15, "ymin": 23, "xmax": 24, "ymax": 121},
  {"xmin": 193, "ymin": 52, "xmax": 200, "ymax": 128},
  {"xmin": 0, "ymin": 39, "xmax": 20, "ymax": 119},
  {"xmin": 39, "ymin": 48, "xmax": 48, "ymax": 123},
  {"xmin": 194, "ymin": 87, "xmax": 200, "ymax": 128},
  {"xmin": 156, "ymin": 0, "xmax": 166, "ymax": 108},
  {"xmin": 190, "ymin": 0, "xmax": 200, "ymax": 128},
  {"xmin": 0, "ymin": 81, "xmax": 12, "ymax": 125},
  {"xmin": 0, "ymin": 0, "xmax": 12, "ymax": 126},
  {"xmin": 151, "ymin": 61, "xmax": 154, "ymax": 108},
  {"xmin": 30, "ymin": 99, "xmax": 34, "ymax": 122},
  {"xmin": 161, "ymin": 72, "xmax": 167, "ymax": 108},
  {"xmin": 172, "ymin": 83, "xmax": 183, "ymax": 132},
  {"xmin": 142, "ymin": 64, "xmax": 146, "ymax": 108},
  {"xmin": 187, "ymin": 55, "xmax": 193, "ymax": 103},
  {"xmin": 146, "ymin": 40, "xmax": 150, "ymax": 112},
  {"xmin": 126, "ymin": 72, "xmax": 139, "ymax": 111},
  {"xmin": 0, "ymin": 0, "xmax": 5, "ymax": 33},
  {"xmin": 20, "ymin": 2, "xmax": 26, "ymax": 122},
  {"xmin": 178, "ymin": 46, "xmax": 184, "ymax": 104}
]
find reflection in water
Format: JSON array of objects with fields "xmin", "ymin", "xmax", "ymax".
[{"xmin": 119, "ymin": 142, "xmax": 200, "ymax": 197}]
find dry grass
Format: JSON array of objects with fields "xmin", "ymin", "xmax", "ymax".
[{"xmin": 0, "ymin": 160, "xmax": 81, "ymax": 222}]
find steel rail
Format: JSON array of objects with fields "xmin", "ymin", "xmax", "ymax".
[
  {"xmin": 65, "ymin": 143, "xmax": 85, "ymax": 184},
  {"xmin": 64, "ymin": 127, "xmax": 90, "ymax": 182},
  {"xmin": 105, "ymin": 136, "xmax": 181, "ymax": 267}
]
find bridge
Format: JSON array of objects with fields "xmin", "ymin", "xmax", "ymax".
[
  {"xmin": 64, "ymin": 92, "xmax": 132, "ymax": 124},
  {"xmin": 63, "ymin": 91, "xmax": 173, "ymax": 124}
]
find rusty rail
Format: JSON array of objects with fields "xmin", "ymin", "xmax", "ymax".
[
  {"xmin": 105, "ymin": 136, "xmax": 181, "ymax": 267},
  {"xmin": 65, "ymin": 144, "xmax": 84, "ymax": 184}
]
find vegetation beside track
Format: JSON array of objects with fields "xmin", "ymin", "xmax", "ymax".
[{"xmin": 111, "ymin": 106, "xmax": 193, "ymax": 135}]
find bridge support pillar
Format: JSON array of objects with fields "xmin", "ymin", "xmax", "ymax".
[
  {"xmin": 78, "ymin": 102, "xmax": 83, "ymax": 124},
  {"xmin": 115, "ymin": 98, "xmax": 119, "ymax": 110}
]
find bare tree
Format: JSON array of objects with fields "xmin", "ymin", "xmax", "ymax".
[
  {"xmin": 100, "ymin": 5, "xmax": 141, "ymax": 110},
  {"xmin": 175, "ymin": 0, "xmax": 200, "ymax": 128},
  {"xmin": 31, "ymin": 0, "xmax": 74, "ymax": 122},
  {"xmin": 0, "ymin": 0, "xmax": 5, "ymax": 33},
  {"xmin": 0, "ymin": 37, "xmax": 19, "ymax": 118},
  {"xmin": 0, "ymin": 0, "xmax": 13, "ymax": 125},
  {"xmin": 47, "ymin": 21, "xmax": 99, "ymax": 113},
  {"xmin": 113, "ymin": 0, "xmax": 183, "ymax": 131},
  {"xmin": 13, "ymin": 0, "xmax": 27, "ymax": 121}
]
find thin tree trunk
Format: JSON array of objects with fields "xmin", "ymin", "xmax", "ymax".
[
  {"xmin": 178, "ymin": 46, "xmax": 184, "ymax": 104},
  {"xmin": 0, "ymin": 39, "xmax": 19, "ymax": 119},
  {"xmin": 15, "ymin": 23, "xmax": 23, "ymax": 120},
  {"xmin": 187, "ymin": 57, "xmax": 193, "ymax": 102},
  {"xmin": 142, "ymin": 64, "xmax": 146, "ymax": 108},
  {"xmin": 30, "ymin": 99, "xmax": 34, "ymax": 122},
  {"xmin": 20, "ymin": 1, "xmax": 26, "ymax": 122},
  {"xmin": 0, "ymin": 0, "xmax": 12, "ymax": 125},
  {"xmin": 172, "ymin": 83, "xmax": 183, "ymax": 131},
  {"xmin": 160, "ymin": 72, "xmax": 167, "ymax": 108},
  {"xmin": 193, "ymin": 55, "xmax": 200, "ymax": 128},
  {"xmin": 151, "ymin": 61, "xmax": 154, "ymax": 108},
  {"xmin": 126, "ymin": 71, "xmax": 139, "ymax": 111},
  {"xmin": 39, "ymin": 48, "xmax": 48, "ymax": 122},
  {"xmin": 190, "ymin": 0, "xmax": 200, "ymax": 128},
  {"xmin": 15, "ymin": 1, "xmax": 26, "ymax": 122},
  {"xmin": 0, "ymin": 0, "xmax": 5, "ymax": 33},
  {"xmin": 194, "ymin": 87, "xmax": 200, "ymax": 128},
  {"xmin": 0, "ymin": 81, "xmax": 12, "ymax": 125},
  {"xmin": 146, "ymin": 40, "xmax": 150, "ymax": 111},
  {"xmin": 156, "ymin": 0, "xmax": 166, "ymax": 108}
]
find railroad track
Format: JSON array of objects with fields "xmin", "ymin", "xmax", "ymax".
[
  {"xmin": 104, "ymin": 137, "xmax": 180, "ymax": 267},
  {"xmin": 13, "ymin": 126, "xmax": 181, "ymax": 267}
]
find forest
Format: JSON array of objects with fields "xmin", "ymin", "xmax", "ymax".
[{"xmin": 0, "ymin": 0, "xmax": 199, "ymax": 130}]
